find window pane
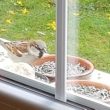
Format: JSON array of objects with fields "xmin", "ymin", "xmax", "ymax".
[
  {"xmin": 67, "ymin": 0, "xmax": 110, "ymax": 109},
  {"xmin": 0, "ymin": 0, "xmax": 56, "ymax": 92}
]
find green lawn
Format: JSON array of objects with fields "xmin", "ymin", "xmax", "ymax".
[
  {"xmin": 0, "ymin": 0, "xmax": 56, "ymax": 53},
  {"xmin": 79, "ymin": 0, "xmax": 110, "ymax": 73},
  {"xmin": 0, "ymin": 0, "xmax": 110, "ymax": 73}
]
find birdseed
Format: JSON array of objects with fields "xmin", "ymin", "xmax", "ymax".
[
  {"xmin": 67, "ymin": 84, "xmax": 110, "ymax": 101},
  {"xmin": 34, "ymin": 61, "xmax": 87, "ymax": 78}
]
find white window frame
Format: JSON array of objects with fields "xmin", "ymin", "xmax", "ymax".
[
  {"xmin": 0, "ymin": 0, "xmax": 110, "ymax": 110},
  {"xmin": 55, "ymin": 0, "xmax": 67, "ymax": 102}
]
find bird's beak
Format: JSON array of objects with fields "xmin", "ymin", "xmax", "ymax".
[{"xmin": 43, "ymin": 48, "xmax": 47, "ymax": 53}]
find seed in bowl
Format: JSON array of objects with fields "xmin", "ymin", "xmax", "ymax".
[
  {"xmin": 67, "ymin": 84, "xmax": 110, "ymax": 101},
  {"xmin": 34, "ymin": 61, "xmax": 87, "ymax": 77}
]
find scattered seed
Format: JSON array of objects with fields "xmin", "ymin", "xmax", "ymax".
[{"xmin": 67, "ymin": 84, "xmax": 110, "ymax": 101}]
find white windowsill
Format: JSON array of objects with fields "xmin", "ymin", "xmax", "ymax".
[
  {"xmin": 89, "ymin": 69, "xmax": 110, "ymax": 85},
  {"xmin": 0, "ymin": 68, "xmax": 110, "ymax": 110},
  {"xmin": 0, "ymin": 78, "xmax": 90, "ymax": 110}
]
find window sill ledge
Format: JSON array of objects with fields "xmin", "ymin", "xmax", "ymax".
[
  {"xmin": 0, "ymin": 78, "xmax": 90, "ymax": 110},
  {"xmin": 89, "ymin": 69, "xmax": 110, "ymax": 85},
  {"xmin": 0, "ymin": 69, "xmax": 109, "ymax": 110}
]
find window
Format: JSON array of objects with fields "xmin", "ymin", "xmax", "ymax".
[
  {"xmin": 67, "ymin": 0, "xmax": 110, "ymax": 109},
  {"xmin": 0, "ymin": 0, "xmax": 56, "ymax": 93},
  {"xmin": 0, "ymin": 0, "xmax": 110, "ymax": 110}
]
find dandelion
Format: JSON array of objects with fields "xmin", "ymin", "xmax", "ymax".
[
  {"xmin": 21, "ymin": 8, "xmax": 29, "ymax": 14},
  {"xmin": 48, "ymin": 21, "xmax": 56, "ymax": 31},
  {"xmin": 17, "ymin": 0, "xmax": 23, "ymax": 6},
  {"xmin": 8, "ymin": 10, "xmax": 15, "ymax": 15},
  {"xmin": 5, "ymin": 19, "xmax": 12, "ymax": 24},
  {"xmin": 107, "ymin": 32, "xmax": 110, "ymax": 35},
  {"xmin": 47, "ymin": 4, "xmax": 51, "ymax": 8},
  {"xmin": 0, "ymin": 28, "xmax": 7, "ymax": 32},
  {"xmin": 106, "ymin": 13, "xmax": 110, "ymax": 20}
]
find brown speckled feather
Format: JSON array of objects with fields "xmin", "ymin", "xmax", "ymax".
[{"xmin": 4, "ymin": 41, "xmax": 29, "ymax": 57}]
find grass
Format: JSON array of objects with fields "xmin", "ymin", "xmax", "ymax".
[
  {"xmin": 0, "ymin": 0, "xmax": 56, "ymax": 53},
  {"xmin": 0, "ymin": 0, "xmax": 110, "ymax": 73},
  {"xmin": 79, "ymin": 0, "xmax": 110, "ymax": 73}
]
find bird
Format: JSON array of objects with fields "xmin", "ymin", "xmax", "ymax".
[{"xmin": 0, "ymin": 38, "xmax": 47, "ymax": 64}]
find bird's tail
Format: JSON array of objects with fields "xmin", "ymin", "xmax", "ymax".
[
  {"xmin": 0, "ymin": 37, "xmax": 10, "ymax": 48},
  {"xmin": 0, "ymin": 37, "xmax": 10, "ymax": 43}
]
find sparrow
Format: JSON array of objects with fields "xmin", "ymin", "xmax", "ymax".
[{"xmin": 0, "ymin": 38, "xmax": 47, "ymax": 63}]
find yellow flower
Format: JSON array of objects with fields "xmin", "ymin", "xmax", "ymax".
[
  {"xmin": 5, "ymin": 19, "xmax": 12, "ymax": 24},
  {"xmin": 8, "ymin": 10, "xmax": 15, "ymax": 15},
  {"xmin": 106, "ymin": 13, "xmax": 110, "ymax": 17},
  {"xmin": 106, "ymin": 13, "xmax": 110, "ymax": 20},
  {"xmin": 47, "ymin": 4, "xmax": 51, "ymax": 8},
  {"xmin": 48, "ymin": 21, "xmax": 56, "ymax": 31},
  {"xmin": 21, "ymin": 8, "xmax": 29, "ymax": 14},
  {"xmin": 0, "ymin": 28, "xmax": 7, "ymax": 32},
  {"xmin": 107, "ymin": 32, "xmax": 110, "ymax": 35},
  {"xmin": 17, "ymin": 0, "xmax": 23, "ymax": 6}
]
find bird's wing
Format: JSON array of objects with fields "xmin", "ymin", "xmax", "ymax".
[
  {"xmin": 13, "ymin": 41, "xmax": 28, "ymax": 53},
  {"xmin": 2, "ymin": 41, "xmax": 29, "ymax": 57},
  {"xmin": 4, "ymin": 42, "xmax": 23, "ymax": 57}
]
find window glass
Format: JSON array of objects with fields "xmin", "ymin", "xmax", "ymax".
[
  {"xmin": 67, "ymin": 0, "xmax": 110, "ymax": 108},
  {"xmin": 1, "ymin": 0, "xmax": 110, "ymax": 109},
  {"xmin": 0, "ymin": 0, "xmax": 56, "ymax": 86}
]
